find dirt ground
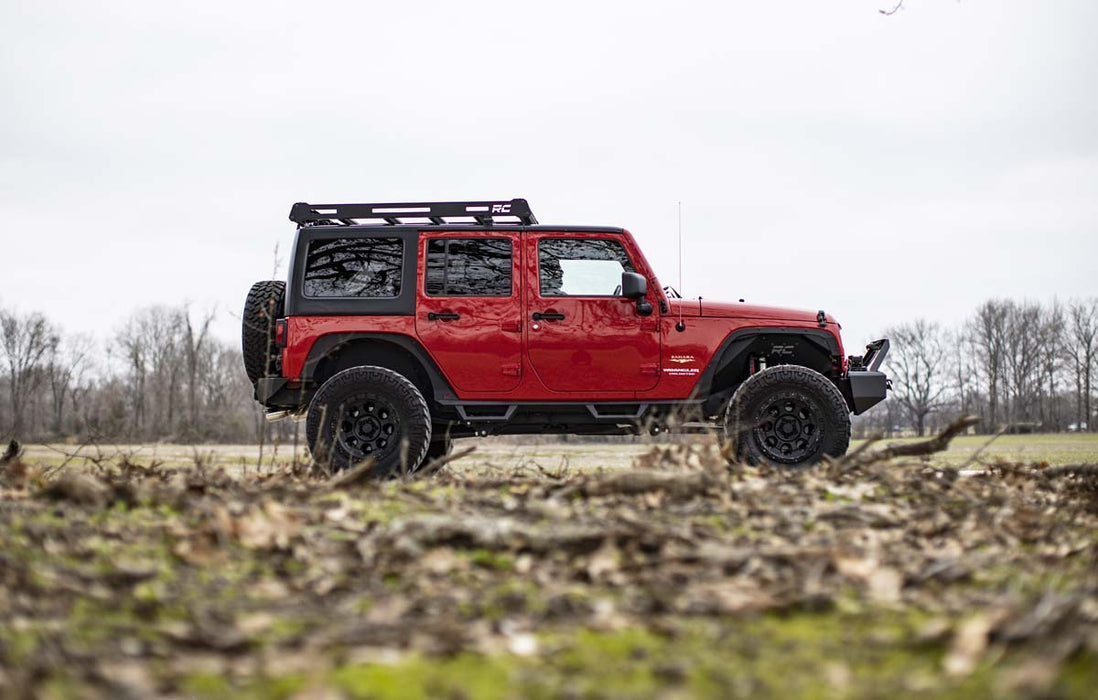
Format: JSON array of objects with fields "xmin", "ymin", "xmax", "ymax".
[{"xmin": 3, "ymin": 427, "xmax": 1098, "ymax": 698}]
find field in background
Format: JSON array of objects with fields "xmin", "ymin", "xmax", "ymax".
[{"xmin": 21, "ymin": 432, "xmax": 1098, "ymax": 473}]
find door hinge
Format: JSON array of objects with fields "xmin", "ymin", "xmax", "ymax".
[
  {"xmin": 501, "ymin": 364, "xmax": 522, "ymax": 377},
  {"xmin": 640, "ymin": 363, "xmax": 659, "ymax": 376}
]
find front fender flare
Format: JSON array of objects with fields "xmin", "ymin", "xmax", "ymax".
[{"xmin": 692, "ymin": 327, "xmax": 843, "ymax": 414}]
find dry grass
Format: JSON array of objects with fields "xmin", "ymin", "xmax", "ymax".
[{"xmin": 20, "ymin": 431, "xmax": 1098, "ymax": 474}]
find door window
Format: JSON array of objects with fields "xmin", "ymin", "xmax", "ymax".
[
  {"xmin": 538, "ymin": 238, "xmax": 635, "ymax": 297},
  {"xmin": 425, "ymin": 238, "xmax": 512, "ymax": 297}
]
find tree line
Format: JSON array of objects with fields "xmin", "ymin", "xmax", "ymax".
[
  {"xmin": 866, "ymin": 298, "xmax": 1098, "ymax": 437},
  {"xmin": 2, "ymin": 297, "xmax": 1096, "ymax": 445},
  {"xmin": 0, "ymin": 304, "xmax": 286, "ymax": 444}
]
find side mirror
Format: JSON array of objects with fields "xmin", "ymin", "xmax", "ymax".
[
  {"xmin": 621, "ymin": 271, "xmax": 653, "ymax": 316},
  {"xmin": 621, "ymin": 271, "xmax": 647, "ymax": 299}
]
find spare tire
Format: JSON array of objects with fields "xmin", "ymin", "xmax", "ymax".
[{"xmin": 241, "ymin": 280, "xmax": 286, "ymax": 382}]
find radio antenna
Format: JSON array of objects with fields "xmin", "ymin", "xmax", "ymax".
[{"xmin": 676, "ymin": 201, "xmax": 686, "ymax": 332}]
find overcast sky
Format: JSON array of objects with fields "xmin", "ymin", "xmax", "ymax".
[{"xmin": 1, "ymin": 0, "xmax": 1095, "ymax": 352}]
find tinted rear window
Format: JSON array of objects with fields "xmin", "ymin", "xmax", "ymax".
[{"xmin": 303, "ymin": 238, "xmax": 403, "ymax": 298}]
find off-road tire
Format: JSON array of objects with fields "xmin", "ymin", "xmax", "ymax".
[
  {"xmin": 306, "ymin": 366, "xmax": 432, "ymax": 477},
  {"xmin": 723, "ymin": 365, "xmax": 851, "ymax": 467},
  {"xmin": 241, "ymin": 281, "xmax": 286, "ymax": 382}
]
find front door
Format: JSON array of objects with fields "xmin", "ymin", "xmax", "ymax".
[
  {"xmin": 416, "ymin": 232, "xmax": 523, "ymax": 392},
  {"xmin": 524, "ymin": 233, "xmax": 660, "ymax": 392}
]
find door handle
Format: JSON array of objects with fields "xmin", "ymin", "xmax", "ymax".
[
  {"xmin": 427, "ymin": 312, "xmax": 460, "ymax": 321},
  {"xmin": 532, "ymin": 311, "xmax": 565, "ymax": 321}
]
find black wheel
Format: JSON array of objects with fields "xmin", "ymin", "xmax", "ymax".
[
  {"xmin": 425, "ymin": 433, "xmax": 454, "ymax": 463},
  {"xmin": 306, "ymin": 366, "xmax": 432, "ymax": 476},
  {"xmin": 723, "ymin": 365, "xmax": 851, "ymax": 466},
  {"xmin": 241, "ymin": 281, "xmax": 286, "ymax": 382}
]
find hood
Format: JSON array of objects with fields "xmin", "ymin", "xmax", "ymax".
[{"xmin": 669, "ymin": 299, "xmax": 838, "ymax": 325}]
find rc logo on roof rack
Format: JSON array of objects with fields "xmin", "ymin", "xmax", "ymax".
[{"xmin": 491, "ymin": 204, "xmax": 512, "ymax": 214}]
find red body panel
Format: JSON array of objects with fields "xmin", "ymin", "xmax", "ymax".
[
  {"xmin": 522, "ymin": 231, "xmax": 661, "ymax": 392},
  {"xmin": 280, "ymin": 228, "xmax": 845, "ymax": 402},
  {"xmin": 415, "ymin": 231, "xmax": 524, "ymax": 392}
]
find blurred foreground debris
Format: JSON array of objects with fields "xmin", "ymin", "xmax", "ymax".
[{"xmin": 1, "ymin": 419, "xmax": 1096, "ymax": 697}]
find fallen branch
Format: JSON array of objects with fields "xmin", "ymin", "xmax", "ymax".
[
  {"xmin": 829, "ymin": 433, "xmax": 883, "ymax": 474},
  {"xmin": 887, "ymin": 416, "xmax": 981, "ymax": 457},
  {"xmin": 324, "ymin": 458, "xmax": 379, "ymax": 490},
  {"xmin": 409, "ymin": 446, "xmax": 477, "ymax": 479},
  {"xmin": 844, "ymin": 416, "xmax": 980, "ymax": 469}
]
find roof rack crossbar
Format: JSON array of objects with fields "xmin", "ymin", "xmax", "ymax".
[{"xmin": 289, "ymin": 199, "xmax": 538, "ymax": 227}]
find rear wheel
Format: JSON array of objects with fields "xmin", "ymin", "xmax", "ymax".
[
  {"xmin": 241, "ymin": 280, "xmax": 286, "ymax": 382},
  {"xmin": 723, "ymin": 365, "xmax": 850, "ymax": 466},
  {"xmin": 306, "ymin": 366, "xmax": 432, "ymax": 476}
]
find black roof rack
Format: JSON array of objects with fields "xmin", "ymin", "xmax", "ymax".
[{"xmin": 288, "ymin": 198, "xmax": 538, "ymax": 227}]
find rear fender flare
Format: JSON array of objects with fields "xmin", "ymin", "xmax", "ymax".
[{"xmin": 303, "ymin": 333, "xmax": 458, "ymax": 403}]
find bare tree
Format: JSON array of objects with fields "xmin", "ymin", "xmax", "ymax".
[
  {"xmin": 967, "ymin": 300, "xmax": 1010, "ymax": 431},
  {"xmin": 116, "ymin": 306, "xmax": 191, "ymax": 439},
  {"xmin": 182, "ymin": 305, "xmax": 215, "ymax": 435},
  {"xmin": 883, "ymin": 319, "xmax": 950, "ymax": 436},
  {"xmin": 1002, "ymin": 301, "xmax": 1042, "ymax": 426},
  {"xmin": 949, "ymin": 327, "xmax": 979, "ymax": 417},
  {"xmin": 0, "ymin": 308, "xmax": 58, "ymax": 437},
  {"xmin": 1038, "ymin": 300, "xmax": 1066, "ymax": 430},
  {"xmin": 115, "ymin": 317, "xmax": 149, "ymax": 436},
  {"xmin": 1066, "ymin": 298, "xmax": 1098, "ymax": 431},
  {"xmin": 45, "ymin": 332, "xmax": 94, "ymax": 435}
]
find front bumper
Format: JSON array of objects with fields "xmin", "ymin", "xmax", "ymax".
[
  {"xmin": 841, "ymin": 339, "xmax": 890, "ymax": 415},
  {"xmin": 845, "ymin": 371, "xmax": 889, "ymax": 414}
]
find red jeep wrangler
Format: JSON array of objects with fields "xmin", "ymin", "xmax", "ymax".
[{"xmin": 243, "ymin": 199, "xmax": 888, "ymax": 475}]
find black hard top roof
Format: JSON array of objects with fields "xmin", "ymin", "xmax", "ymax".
[{"xmin": 295, "ymin": 223, "xmax": 626, "ymax": 235}]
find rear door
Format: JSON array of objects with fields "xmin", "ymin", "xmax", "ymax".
[
  {"xmin": 415, "ymin": 232, "xmax": 524, "ymax": 392},
  {"xmin": 524, "ymin": 233, "xmax": 660, "ymax": 392}
]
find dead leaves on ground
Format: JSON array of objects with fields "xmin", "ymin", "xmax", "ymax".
[{"xmin": 1, "ymin": 420, "xmax": 1097, "ymax": 697}]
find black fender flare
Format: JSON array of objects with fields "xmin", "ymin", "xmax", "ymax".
[
  {"xmin": 692, "ymin": 327, "xmax": 843, "ymax": 414},
  {"xmin": 302, "ymin": 332, "xmax": 458, "ymax": 402}
]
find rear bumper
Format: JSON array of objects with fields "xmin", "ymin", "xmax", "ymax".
[
  {"xmin": 253, "ymin": 378, "xmax": 316, "ymax": 409},
  {"xmin": 254, "ymin": 377, "xmax": 287, "ymax": 403}
]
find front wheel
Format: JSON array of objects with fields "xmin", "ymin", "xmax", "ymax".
[
  {"xmin": 723, "ymin": 365, "xmax": 851, "ymax": 466},
  {"xmin": 306, "ymin": 366, "xmax": 432, "ymax": 477}
]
